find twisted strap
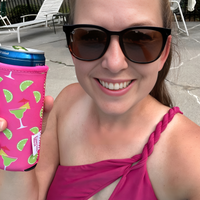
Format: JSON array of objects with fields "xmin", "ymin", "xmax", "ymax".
[{"xmin": 147, "ymin": 107, "xmax": 183, "ymax": 157}]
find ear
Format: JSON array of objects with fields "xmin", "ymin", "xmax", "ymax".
[{"xmin": 158, "ymin": 35, "xmax": 172, "ymax": 71}]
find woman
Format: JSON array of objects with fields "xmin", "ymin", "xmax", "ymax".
[{"xmin": 1, "ymin": 0, "xmax": 200, "ymax": 199}]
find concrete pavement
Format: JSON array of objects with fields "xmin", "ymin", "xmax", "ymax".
[
  {"xmin": 0, "ymin": 24, "xmax": 76, "ymax": 99},
  {"xmin": 0, "ymin": 22, "xmax": 200, "ymax": 125}
]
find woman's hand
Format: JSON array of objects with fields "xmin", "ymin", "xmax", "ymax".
[
  {"xmin": 0, "ymin": 96, "xmax": 54, "ymax": 133},
  {"xmin": 0, "ymin": 117, "xmax": 7, "ymax": 132}
]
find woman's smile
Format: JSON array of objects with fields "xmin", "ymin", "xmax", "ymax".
[
  {"xmin": 99, "ymin": 79, "xmax": 132, "ymax": 90},
  {"xmin": 95, "ymin": 78, "xmax": 135, "ymax": 97}
]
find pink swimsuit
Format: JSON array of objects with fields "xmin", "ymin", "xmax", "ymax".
[{"xmin": 47, "ymin": 107, "xmax": 182, "ymax": 200}]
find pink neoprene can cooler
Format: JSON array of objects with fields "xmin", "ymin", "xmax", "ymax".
[{"xmin": 0, "ymin": 62, "xmax": 48, "ymax": 171}]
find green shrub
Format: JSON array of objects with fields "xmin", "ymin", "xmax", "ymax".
[{"xmin": 7, "ymin": 4, "xmax": 40, "ymax": 23}]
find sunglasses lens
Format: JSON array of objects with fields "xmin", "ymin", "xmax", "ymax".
[
  {"xmin": 123, "ymin": 29, "xmax": 163, "ymax": 63},
  {"xmin": 66, "ymin": 25, "xmax": 167, "ymax": 63},
  {"xmin": 69, "ymin": 28, "xmax": 107, "ymax": 60}
]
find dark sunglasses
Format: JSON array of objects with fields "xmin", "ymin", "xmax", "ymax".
[{"xmin": 63, "ymin": 24, "xmax": 171, "ymax": 64}]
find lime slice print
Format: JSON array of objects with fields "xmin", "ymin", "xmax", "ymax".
[
  {"xmin": 2, "ymin": 155, "xmax": 17, "ymax": 169},
  {"xmin": 28, "ymin": 154, "xmax": 38, "ymax": 165},
  {"xmin": 30, "ymin": 127, "xmax": 39, "ymax": 134},
  {"xmin": 20, "ymin": 80, "xmax": 33, "ymax": 92},
  {"xmin": 12, "ymin": 46, "xmax": 28, "ymax": 51},
  {"xmin": 40, "ymin": 107, "xmax": 44, "ymax": 118},
  {"xmin": 0, "ymin": 77, "xmax": 3, "ymax": 82},
  {"xmin": 33, "ymin": 91, "xmax": 41, "ymax": 103},
  {"xmin": 17, "ymin": 138, "xmax": 28, "ymax": 151},
  {"xmin": 3, "ymin": 128, "xmax": 12, "ymax": 140},
  {"xmin": 3, "ymin": 89, "xmax": 13, "ymax": 103}
]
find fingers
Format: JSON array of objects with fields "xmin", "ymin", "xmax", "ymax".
[
  {"xmin": 44, "ymin": 96, "xmax": 54, "ymax": 113},
  {"xmin": 0, "ymin": 96, "xmax": 54, "ymax": 133},
  {"xmin": 0, "ymin": 118, "xmax": 7, "ymax": 132}
]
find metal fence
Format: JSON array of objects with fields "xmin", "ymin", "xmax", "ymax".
[
  {"xmin": 1, "ymin": 0, "xmax": 200, "ymax": 24},
  {"xmin": 0, "ymin": 0, "xmax": 69, "ymax": 24}
]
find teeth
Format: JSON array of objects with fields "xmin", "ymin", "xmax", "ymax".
[
  {"xmin": 99, "ymin": 80, "xmax": 131, "ymax": 90},
  {"xmin": 109, "ymin": 83, "xmax": 114, "ymax": 90},
  {"xmin": 114, "ymin": 83, "xmax": 120, "ymax": 90}
]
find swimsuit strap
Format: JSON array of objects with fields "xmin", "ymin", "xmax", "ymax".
[
  {"xmin": 146, "ymin": 107, "xmax": 183, "ymax": 157},
  {"xmin": 46, "ymin": 107, "xmax": 183, "ymax": 200},
  {"xmin": 109, "ymin": 107, "xmax": 183, "ymax": 199}
]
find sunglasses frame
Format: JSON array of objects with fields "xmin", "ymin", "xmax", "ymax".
[{"xmin": 63, "ymin": 24, "xmax": 171, "ymax": 64}]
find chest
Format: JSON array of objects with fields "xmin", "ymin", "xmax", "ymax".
[
  {"xmin": 58, "ymin": 141, "xmax": 172, "ymax": 199},
  {"xmin": 58, "ymin": 121, "xmax": 150, "ymax": 166},
  {"xmin": 57, "ymin": 115, "xmax": 180, "ymax": 200}
]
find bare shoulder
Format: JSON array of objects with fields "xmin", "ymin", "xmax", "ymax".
[
  {"xmin": 54, "ymin": 83, "xmax": 86, "ymax": 111},
  {"xmin": 56, "ymin": 83, "xmax": 85, "ymax": 103},
  {"xmin": 148, "ymin": 110, "xmax": 200, "ymax": 199},
  {"xmin": 52, "ymin": 82, "xmax": 90, "ymax": 130},
  {"xmin": 164, "ymin": 113, "xmax": 200, "ymax": 199},
  {"xmin": 170, "ymin": 113, "xmax": 200, "ymax": 158}
]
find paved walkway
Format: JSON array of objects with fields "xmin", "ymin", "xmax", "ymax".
[{"xmin": 0, "ymin": 22, "xmax": 200, "ymax": 125}]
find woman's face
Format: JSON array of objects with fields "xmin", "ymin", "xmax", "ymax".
[{"xmin": 72, "ymin": 0, "xmax": 171, "ymax": 115}]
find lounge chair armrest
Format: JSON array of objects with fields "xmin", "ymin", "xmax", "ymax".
[
  {"xmin": 43, "ymin": 12, "xmax": 58, "ymax": 20},
  {"xmin": 20, "ymin": 14, "xmax": 37, "ymax": 22},
  {"xmin": 43, "ymin": 12, "xmax": 62, "ymax": 27},
  {"xmin": 44, "ymin": 12, "xmax": 62, "ymax": 18}
]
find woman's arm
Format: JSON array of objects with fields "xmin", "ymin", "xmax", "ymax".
[
  {"xmin": 0, "ymin": 169, "xmax": 39, "ymax": 200},
  {"xmin": 0, "ymin": 96, "xmax": 58, "ymax": 200},
  {"xmin": 36, "ymin": 99, "xmax": 60, "ymax": 200}
]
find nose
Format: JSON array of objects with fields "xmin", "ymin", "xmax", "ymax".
[{"xmin": 101, "ymin": 36, "xmax": 128, "ymax": 73}]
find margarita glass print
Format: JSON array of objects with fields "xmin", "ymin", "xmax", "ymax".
[
  {"xmin": 2, "ymin": 155, "xmax": 17, "ymax": 170},
  {"xmin": 9, "ymin": 108, "xmax": 27, "ymax": 129},
  {"xmin": 5, "ymin": 71, "xmax": 14, "ymax": 80},
  {"xmin": 0, "ymin": 60, "xmax": 48, "ymax": 171}
]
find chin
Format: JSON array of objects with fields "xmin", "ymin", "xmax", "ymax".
[{"xmin": 95, "ymin": 100, "xmax": 137, "ymax": 117}]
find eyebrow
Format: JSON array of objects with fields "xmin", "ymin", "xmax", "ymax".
[{"xmin": 129, "ymin": 21, "xmax": 159, "ymax": 27}]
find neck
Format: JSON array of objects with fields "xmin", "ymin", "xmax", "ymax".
[{"xmin": 91, "ymin": 95, "xmax": 158, "ymax": 134}]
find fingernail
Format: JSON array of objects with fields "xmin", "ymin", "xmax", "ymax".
[{"xmin": 0, "ymin": 119, "xmax": 3, "ymax": 131}]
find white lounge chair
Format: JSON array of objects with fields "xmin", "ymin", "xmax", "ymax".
[
  {"xmin": 0, "ymin": 0, "xmax": 64, "ymax": 43},
  {"xmin": 0, "ymin": 14, "xmax": 12, "ymax": 26},
  {"xmin": 0, "ymin": 14, "xmax": 15, "ymax": 31},
  {"xmin": 169, "ymin": 0, "xmax": 189, "ymax": 36}
]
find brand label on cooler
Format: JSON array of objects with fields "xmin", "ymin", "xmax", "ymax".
[{"xmin": 31, "ymin": 132, "xmax": 41, "ymax": 156}]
